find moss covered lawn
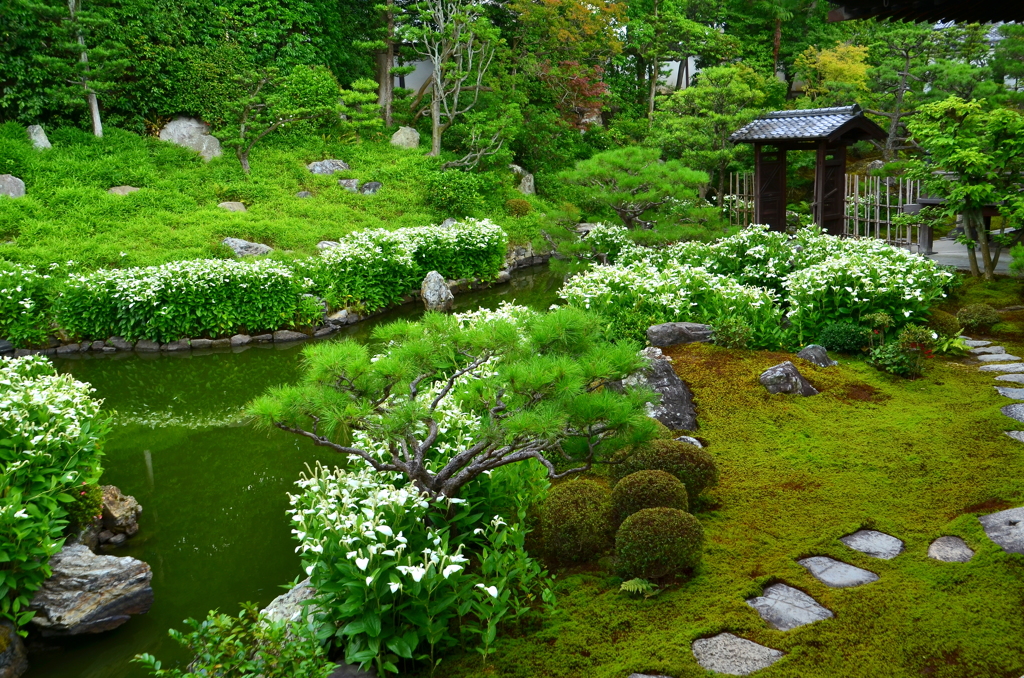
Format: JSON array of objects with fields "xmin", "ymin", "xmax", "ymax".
[{"xmin": 443, "ymin": 341, "xmax": 1024, "ymax": 678}]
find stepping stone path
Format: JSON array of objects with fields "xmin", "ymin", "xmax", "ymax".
[
  {"xmin": 798, "ymin": 556, "xmax": 879, "ymax": 588},
  {"xmin": 979, "ymin": 363, "xmax": 1024, "ymax": 373},
  {"xmin": 1006, "ymin": 431, "xmax": 1024, "ymax": 444},
  {"xmin": 978, "ymin": 507, "xmax": 1024, "ymax": 554},
  {"xmin": 995, "ymin": 386, "xmax": 1024, "ymax": 399},
  {"xmin": 965, "ymin": 340, "xmax": 992, "ymax": 347},
  {"xmin": 691, "ymin": 633, "xmax": 784, "ymax": 676},
  {"xmin": 977, "ymin": 353, "xmax": 1022, "ymax": 362},
  {"xmin": 928, "ymin": 536, "xmax": 974, "ymax": 562},
  {"xmin": 1001, "ymin": 403, "xmax": 1024, "ymax": 423},
  {"xmin": 746, "ymin": 583, "xmax": 833, "ymax": 631},
  {"xmin": 971, "ymin": 345, "xmax": 1006, "ymax": 355},
  {"xmin": 840, "ymin": 530, "xmax": 904, "ymax": 559},
  {"xmin": 995, "ymin": 374, "xmax": 1024, "ymax": 383}
]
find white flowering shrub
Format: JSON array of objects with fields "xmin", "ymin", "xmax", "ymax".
[
  {"xmin": 58, "ymin": 258, "xmax": 311, "ymax": 342},
  {"xmin": 0, "ymin": 355, "xmax": 107, "ymax": 628},
  {"xmin": 0, "ymin": 261, "xmax": 60, "ymax": 347},
  {"xmin": 564, "ymin": 224, "xmax": 953, "ymax": 347}
]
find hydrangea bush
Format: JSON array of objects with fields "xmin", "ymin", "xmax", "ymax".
[{"xmin": 0, "ymin": 356, "xmax": 107, "ymax": 629}]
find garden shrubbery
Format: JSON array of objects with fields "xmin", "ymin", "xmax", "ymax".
[
  {"xmin": 817, "ymin": 322, "xmax": 870, "ymax": 353},
  {"xmin": 541, "ymin": 479, "xmax": 613, "ymax": 564},
  {"xmin": 612, "ymin": 470, "xmax": 688, "ymax": 526},
  {"xmin": 957, "ymin": 303, "xmax": 1001, "ymax": 331},
  {"xmin": 928, "ymin": 309, "xmax": 961, "ymax": 338},
  {"xmin": 615, "ymin": 507, "xmax": 704, "ymax": 579},
  {"xmin": 613, "ymin": 439, "xmax": 719, "ymax": 501}
]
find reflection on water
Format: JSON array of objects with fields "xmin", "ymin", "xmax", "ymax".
[{"xmin": 30, "ymin": 266, "xmax": 563, "ymax": 678}]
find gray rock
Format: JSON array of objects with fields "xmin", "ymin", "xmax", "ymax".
[
  {"xmin": 996, "ymin": 386, "xmax": 1024, "ymax": 399},
  {"xmin": 1002, "ymin": 403, "xmax": 1024, "ymax": 423},
  {"xmin": 928, "ymin": 536, "xmax": 974, "ymax": 562},
  {"xmin": 222, "ymin": 237, "xmax": 272, "ymax": 257},
  {"xmin": 1006, "ymin": 431, "xmax": 1024, "ymax": 444},
  {"xmin": 90, "ymin": 340, "xmax": 106, "ymax": 351},
  {"xmin": 0, "ymin": 620, "xmax": 28, "ymax": 678},
  {"xmin": 296, "ymin": 191, "xmax": 313, "ymax": 198},
  {"xmin": 252, "ymin": 333, "xmax": 274, "ymax": 343},
  {"xmin": 134, "ymin": 340, "xmax": 160, "ymax": 352},
  {"xmin": 510, "ymin": 165, "xmax": 536, "ymax": 195},
  {"xmin": 840, "ymin": 529, "xmax": 904, "ymax": 559},
  {"xmin": 218, "ymin": 201, "xmax": 247, "ymax": 212},
  {"xmin": 623, "ymin": 349, "xmax": 698, "ymax": 431},
  {"xmin": 261, "ymin": 578, "xmax": 319, "ymax": 626},
  {"xmin": 98, "ymin": 530, "xmax": 115, "ymax": 544},
  {"xmin": 759, "ymin": 361, "xmax": 818, "ymax": 396},
  {"xmin": 390, "ymin": 126, "xmax": 420, "ymax": 149},
  {"xmin": 691, "ymin": 632, "xmax": 784, "ymax": 676},
  {"xmin": 996, "ymin": 374, "xmax": 1024, "ymax": 383},
  {"xmin": 359, "ymin": 181, "xmax": 382, "ymax": 195},
  {"xmin": 211, "ymin": 338, "xmax": 231, "ymax": 349},
  {"xmin": 796, "ymin": 344, "xmax": 837, "ymax": 367},
  {"xmin": 675, "ymin": 435, "xmax": 703, "ymax": 448},
  {"xmin": 421, "ymin": 271, "xmax": 454, "ymax": 313},
  {"xmin": 27, "ymin": 124, "xmax": 51, "ymax": 150},
  {"xmin": 57, "ymin": 344, "xmax": 81, "ymax": 355},
  {"xmin": 0, "ymin": 175, "xmax": 26, "ymax": 199},
  {"xmin": 107, "ymin": 337, "xmax": 133, "ymax": 351},
  {"xmin": 314, "ymin": 326, "xmax": 335, "ymax": 337},
  {"xmin": 440, "ymin": 218, "xmax": 458, "ymax": 228},
  {"xmin": 162, "ymin": 340, "xmax": 190, "ymax": 351},
  {"xmin": 746, "ymin": 583, "xmax": 833, "ymax": 631},
  {"xmin": 230, "ymin": 334, "xmax": 252, "ymax": 346},
  {"xmin": 101, "ymin": 485, "xmax": 141, "ymax": 538},
  {"xmin": 971, "ymin": 345, "xmax": 1006, "ymax": 355},
  {"xmin": 308, "ymin": 159, "xmax": 349, "ymax": 175},
  {"xmin": 980, "ymin": 363, "xmax": 1024, "ymax": 372},
  {"xmin": 107, "ymin": 533, "xmax": 127, "ymax": 546},
  {"xmin": 29, "ymin": 544, "xmax": 153, "ymax": 635},
  {"xmin": 798, "ymin": 556, "xmax": 879, "ymax": 588},
  {"xmin": 496, "ymin": 270, "xmax": 511, "ymax": 284},
  {"xmin": 317, "ymin": 241, "xmax": 340, "ymax": 250},
  {"xmin": 0, "ymin": 340, "xmax": 13, "ymax": 356},
  {"xmin": 327, "ymin": 309, "xmax": 349, "ymax": 325},
  {"xmin": 107, "ymin": 185, "xmax": 140, "ymax": 196},
  {"xmin": 338, "ymin": 179, "xmax": 360, "ymax": 193},
  {"xmin": 978, "ymin": 507, "xmax": 1024, "ymax": 554},
  {"xmin": 964, "ymin": 340, "xmax": 991, "ymax": 347},
  {"xmin": 158, "ymin": 117, "xmax": 222, "ymax": 161},
  {"xmin": 647, "ymin": 322, "xmax": 713, "ymax": 347},
  {"xmin": 978, "ymin": 353, "xmax": 1022, "ymax": 362},
  {"xmin": 273, "ymin": 330, "xmax": 308, "ymax": 343},
  {"xmin": 327, "ymin": 663, "xmax": 376, "ymax": 678},
  {"xmin": 190, "ymin": 338, "xmax": 212, "ymax": 349}
]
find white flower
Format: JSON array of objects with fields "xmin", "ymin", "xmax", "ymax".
[
  {"xmin": 442, "ymin": 564, "xmax": 462, "ymax": 579},
  {"xmin": 305, "ymin": 564, "xmax": 315, "ymax": 576},
  {"xmin": 355, "ymin": 557, "xmax": 369, "ymax": 571},
  {"xmin": 365, "ymin": 576, "xmax": 374, "ymax": 586},
  {"xmin": 375, "ymin": 525, "xmax": 393, "ymax": 537},
  {"xmin": 476, "ymin": 584, "xmax": 499, "ymax": 598},
  {"xmin": 388, "ymin": 582, "xmax": 401, "ymax": 593}
]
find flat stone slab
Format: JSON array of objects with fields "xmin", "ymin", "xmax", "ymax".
[
  {"xmin": 798, "ymin": 556, "xmax": 879, "ymax": 588},
  {"xmin": 995, "ymin": 373, "xmax": 1024, "ymax": 383},
  {"xmin": 1006, "ymin": 431, "xmax": 1024, "ymax": 444},
  {"xmin": 965, "ymin": 340, "xmax": 992, "ymax": 347},
  {"xmin": 980, "ymin": 363, "xmax": 1024, "ymax": 373},
  {"xmin": 691, "ymin": 633, "xmax": 784, "ymax": 676},
  {"xmin": 995, "ymin": 386, "xmax": 1024, "ymax": 399},
  {"xmin": 1001, "ymin": 403, "xmax": 1024, "ymax": 423},
  {"xmin": 928, "ymin": 536, "xmax": 974, "ymax": 562},
  {"xmin": 746, "ymin": 583, "xmax": 832, "ymax": 631},
  {"xmin": 978, "ymin": 507, "xmax": 1024, "ymax": 554},
  {"xmin": 840, "ymin": 530, "xmax": 904, "ymax": 559},
  {"xmin": 978, "ymin": 354, "xmax": 1022, "ymax": 362},
  {"xmin": 971, "ymin": 345, "xmax": 1006, "ymax": 355}
]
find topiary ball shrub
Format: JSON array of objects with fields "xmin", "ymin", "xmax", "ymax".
[
  {"xmin": 957, "ymin": 304, "xmax": 1001, "ymax": 332},
  {"xmin": 927, "ymin": 310, "xmax": 961, "ymax": 338},
  {"xmin": 505, "ymin": 198, "xmax": 532, "ymax": 217},
  {"xmin": 612, "ymin": 470, "xmax": 688, "ymax": 527},
  {"xmin": 540, "ymin": 478, "xmax": 612, "ymax": 565},
  {"xmin": 616, "ymin": 507, "xmax": 704, "ymax": 579},
  {"xmin": 613, "ymin": 439, "xmax": 719, "ymax": 501},
  {"xmin": 817, "ymin": 322, "xmax": 870, "ymax": 353}
]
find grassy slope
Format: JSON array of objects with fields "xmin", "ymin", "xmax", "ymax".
[
  {"xmin": 0, "ymin": 123, "xmax": 540, "ymax": 270},
  {"xmin": 442, "ymin": 342, "xmax": 1024, "ymax": 678}
]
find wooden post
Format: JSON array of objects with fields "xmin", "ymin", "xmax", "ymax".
[{"xmin": 812, "ymin": 140, "xmax": 826, "ymax": 227}]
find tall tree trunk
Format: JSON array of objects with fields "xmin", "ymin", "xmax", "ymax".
[
  {"xmin": 237, "ymin": 148, "xmax": 251, "ymax": 175},
  {"xmin": 772, "ymin": 18, "xmax": 782, "ymax": 73},
  {"xmin": 973, "ymin": 210, "xmax": 995, "ymax": 280},
  {"xmin": 377, "ymin": 0, "xmax": 395, "ymax": 127},
  {"xmin": 70, "ymin": 0, "xmax": 102, "ymax": 137},
  {"xmin": 884, "ymin": 55, "xmax": 912, "ymax": 162},
  {"xmin": 430, "ymin": 86, "xmax": 442, "ymax": 156},
  {"xmin": 963, "ymin": 210, "xmax": 981, "ymax": 278},
  {"xmin": 647, "ymin": 59, "xmax": 659, "ymax": 120}
]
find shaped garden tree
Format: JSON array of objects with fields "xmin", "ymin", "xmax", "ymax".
[{"xmin": 249, "ymin": 308, "xmax": 655, "ymax": 499}]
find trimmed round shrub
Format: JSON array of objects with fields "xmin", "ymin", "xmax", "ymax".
[
  {"xmin": 612, "ymin": 470, "xmax": 688, "ymax": 526},
  {"xmin": 927, "ymin": 309, "xmax": 961, "ymax": 338},
  {"xmin": 505, "ymin": 198, "xmax": 532, "ymax": 217},
  {"xmin": 817, "ymin": 322, "xmax": 870, "ymax": 353},
  {"xmin": 957, "ymin": 304, "xmax": 1001, "ymax": 331},
  {"xmin": 616, "ymin": 507, "xmax": 704, "ymax": 578},
  {"xmin": 541, "ymin": 479, "xmax": 612, "ymax": 564},
  {"xmin": 613, "ymin": 439, "xmax": 719, "ymax": 500}
]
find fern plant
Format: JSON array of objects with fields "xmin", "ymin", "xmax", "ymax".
[{"xmin": 620, "ymin": 578, "xmax": 659, "ymax": 599}]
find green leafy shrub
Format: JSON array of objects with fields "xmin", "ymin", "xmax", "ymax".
[
  {"xmin": 870, "ymin": 325, "xmax": 936, "ymax": 378},
  {"xmin": 615, "ymin": 507, "xmax": 704, "ymax": 579},
  {"xmin": 426, "ymin": 170, "xmax": 484, "ymax": 217},
  {"xmin": 817, "ymin": 322, "xmax": 870, "ymax": 353},
  {"xmin": 505, "ymin": 198, "xmax": 532, "ymax": 217},
  {"xmin": 957, "ymin": 304, "xmax": 1001, "ymax": 331},
  {"xmin": 613, "ymin": 439, "xmax": 719, "ymax": 501},
  {"xmin": 927, "ymin": 310, "xmax": 962, "ymax": 338},
  {"xmin": 66, "ymin": 483, "xmax": 103, "ymax": 530},
  {"xmin": 541, "ymin": 479, "xmax": 613, "ymax": 564},
  {"xmin": 712, "ymin": 317, "xmax": 753, "ymax": 349},
  {"xmin": 0, "ymin": 261, "xmax": 59, "ymax": 347},
  {"xmin": 0, "ymin": 355, "xmax": 107, "ymax": 628},
  {"xmin": 612, "ymin": 470, "xmax": 688, "ymax": 527},
  {"xmin": 134, "ymin": 603, "xmax": 333, "ymax": 678}
]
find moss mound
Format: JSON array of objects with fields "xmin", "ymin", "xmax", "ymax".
[
  {"xmin": 541, "ymin": 478, "xmax": 612, "ymax": 565},
  {"xmin": 927, "ymin": 309, "xmax": 961, "ymax": 338},
  {"xmin": 615, "ymin": 507, "xmax": 703, "ymax": 579},
  {"xmin": 613, "ymin": 438, "xmax": 719, "ymax": 500},
  {"xmin": 957, "ymin": 304, "xmax": 1002, "ymax": 331},
  {"xmin": 612, "ymin": 470, "xmax": 688, "ymax": 526}
]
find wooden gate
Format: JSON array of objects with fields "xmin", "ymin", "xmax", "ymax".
[{"xmin": 754, "ymin": 145, "xmax": 787, "ymax": 231}]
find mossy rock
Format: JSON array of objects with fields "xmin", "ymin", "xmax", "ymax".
[
  {"xmin": 612, "ymin": 470, "xmax": 688, "ymax": 527},
  {"xmin": 540, "ymin": 478, "xmax": 612, "ymax": 565},
  {"xmin": 615, "ymin": 507, "xmax": 704, "ymax": 579},
  {"xmin": 613, "ymin": 438, "xmax": 719, "ymax": 500}
]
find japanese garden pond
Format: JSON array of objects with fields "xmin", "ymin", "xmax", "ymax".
[{"xmin": 33, "ymin": 265, "xmax": 562, "ymax": 678}]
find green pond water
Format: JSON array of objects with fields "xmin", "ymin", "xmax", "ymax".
[{"xmin": 34, "ymin": 265, "xmax": 562, "ymax": 678}]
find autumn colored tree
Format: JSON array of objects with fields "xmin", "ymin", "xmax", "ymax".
[{"xmin": 792, "ymin": 42, "xmax": 869, "ymax": 105}]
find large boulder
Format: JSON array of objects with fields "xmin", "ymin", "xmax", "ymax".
[
  {"xmin": 421, "ymin": 271, "xmax": 454, "ymax": 313},
  {"xmin": 647, "ymin": 322, "xmax": 713, "ymax": 347},
  {"xmin": 101, "ymin": 485, "xmax": 142, "ymax": 538},
  {"xmin": 759, "ymin": 361, "xmax": 818, "ymax": 396},
  {"xmin": 222, "ymin": 237, "xmax": 272, "ymax": 257},
  {"xmin": 26, "ymin": 124, "xmax": 51, "ymax": 150},
  {"xmin": 29, "ymin": 544, "xmax": 153, "ymax": 636},
  {"xmin": 623, "ymin": 347, "xmax": 697, "ymax": 431},
  {"xmin": 261, "ymin": 577, "xmax": 318, "ymax": 627},
  {"xmin": 796, "ymin": 344, "xmax": 837, "ymax": 367},
  {"xmin": 390, "ymin": 126, "xmax": 420, "ymax": 149},
  {"xmin": 0, "ymin": 621, "xmax": 27, "ymax": 678},
  {"xmin": 0, "ymin": 175, "xmax": 26, "ymax": 199},
  {"xmin": 509, "ymin": 164, "xmax": 535, "ymax": 196},
  {"xmin": 158, "ymin": 117, "xmax": 222, "ymax": 161},
  {"xmin": 307, "ymin": 159, "xmax": 350, "ymax": 175}
]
